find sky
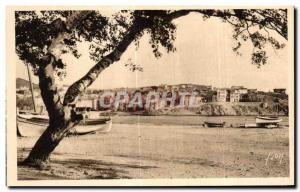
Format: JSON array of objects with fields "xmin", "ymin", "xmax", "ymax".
[{"xmin": 16, "ymin": 12, "xmax": 290, "ymax": 93}]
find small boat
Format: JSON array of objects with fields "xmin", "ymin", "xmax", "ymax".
[
  {"xmin": 238, "ymin": 123, "xmax": 258, "ymax": 128},
  {"xmin": 255, "ymin": 116, "xmax": 282, "ymax": 127},
  {"xmin": 17, "ymin": 114, "xmax": 48, "ymax": 137},
  {"xmin": 17, "ymin": 110, "xmax": 112, "ymax": 137},
  {"xmin": 204, "ymin": 121, "xmax": 226, "ymax": 128},
  {"xmin": 69, "ymin": 118, "xmax": 112, "ymax": 135}
]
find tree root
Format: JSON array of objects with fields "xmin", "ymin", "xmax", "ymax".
[{"xmin": 20, "ymin": 157, "xmax": 51, "ymax": 170}]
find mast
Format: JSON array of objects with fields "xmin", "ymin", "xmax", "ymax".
[{"xmin": 26, "ymin": 63, "xmax": 37, "ymax": 112}]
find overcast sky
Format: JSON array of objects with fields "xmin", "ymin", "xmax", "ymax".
[{"xmin": 16, "ymin": 12, "xmax": 290, "ymax": 93}]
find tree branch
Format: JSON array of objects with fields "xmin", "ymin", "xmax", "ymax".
[
  {"xmin": 166, "ymin": 9, "xmax": 287, "ymax": 40},
  {"xmin": 63, "ymin": 23, "xmax": 145, "ymax": 105},
  {"xmin": 48, "ymin": 10, "xmax": 93, "ymax": 58}
]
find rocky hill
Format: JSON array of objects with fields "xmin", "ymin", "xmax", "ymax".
[
  {"xmin": 16, "ymin": 78, "xmax": 39, "ymax": 89},
  {"xmin": 143, "ymin": 102, "xmax": 288, "ymax": 116}
]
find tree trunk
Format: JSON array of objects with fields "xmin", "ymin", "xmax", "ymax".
[
  {"xmin": 23, "ymin": 55, "xmax": 81, "ymax": 167},
  {"xmin": 23, "ymin": 119, "xmax": 74, "ymax": 167},
  {"xmin": 23, "ymin": 107, "xmax": 81, "ymax": 167}
]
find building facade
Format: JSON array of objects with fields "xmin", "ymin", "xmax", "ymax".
[
  {"xmin": 217, "ymin": 89, "xmax": 230, "ymax": 102},
  {"xmin": 230, "ymin": 88, "xmax": 248, "ymax": 102}
]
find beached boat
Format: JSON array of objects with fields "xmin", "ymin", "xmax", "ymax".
[
  {"xmin": 237, "ymin": 117, "xmax": 282, "ymax": 128},
  {"xmin": 238, "ymin": 123, "xmax": 258, "ymax": 128},
  {"xmin": 204, "ymin": 121, "xmax": 226, "ymax": 128},
  {"xmin": 255, "ymin": 116, "xmax": 282, "ymax": 127},
  {"xmin": 17, "ymin": 111, "xmax": 112, "ymax": 137},
  {"xmin": 69, "ymin": 118, "xmax": 112, "ymax": 135}
]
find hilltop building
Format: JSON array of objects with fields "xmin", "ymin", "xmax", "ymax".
[
  {"xmin": 273, "ymin": 88, "xmax": 286, "ymax": 94},
  {"xmin": 217, "ymin": 86, "xmax": 248, "ymax": 102}
]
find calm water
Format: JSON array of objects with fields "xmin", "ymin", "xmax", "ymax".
[{"xmin": 111, "ymin": 115, "xmax": 289, "ymax": 127}]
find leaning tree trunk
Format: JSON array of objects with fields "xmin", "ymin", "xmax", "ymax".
[
  {"xmin": 23, "ymin": 55, "xmax": 82, "ymax": 167},
  {"xmin": 24, "ymin": 20, "xmax": 144, "ymax": 167}
]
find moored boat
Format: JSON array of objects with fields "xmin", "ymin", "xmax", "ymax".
[
  {"xmin": 17, "ymin": 115, "xmax": 48, "ymax": 137},
  {"xmin": 69, "ymin": 118, "xmax": 112, "ymax": 135},
  {"xmin": 255, "ymin": 116, "xmax": 282, "ymax": 127},
  {"xmin": 17, "ymin": 111, "xmax": 112, "ymax": 137},
  {"xmin": 238, "ymin": 123, "xmax": 258, "ymax": 128},
  {"xmin": 204, "ymin": 121, "xmax": 225, "ymax": 128}
]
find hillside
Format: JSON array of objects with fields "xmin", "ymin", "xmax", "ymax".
[
  {"xmin": 195, "ymin": 102, "xmax": 288, "ymax": 116},
  {"xmin": 142, "ymin": 102, "xmax": 288, "ymax": 116},
  {"xmin": 16, "ymin": 78, "xmax": 39, "ymax": 89}
]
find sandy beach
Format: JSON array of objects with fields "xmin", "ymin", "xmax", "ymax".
[{"xmin": 17, "ymin": 116, "xmax": 290, "ymax": 180}]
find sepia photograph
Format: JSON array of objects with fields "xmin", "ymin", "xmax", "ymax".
[{"xmin": 6, "ymin": 6, "xmax": 294, "ymax": 186}]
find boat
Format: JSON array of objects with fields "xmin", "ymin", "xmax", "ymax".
[
  {"xmin": 17, "ymin": 110, "xmax": 112, "ymax": 137},
  {"xmin": 204, "ymin": 121, "xmax": 226, "ymax": 128},
  {"xmin": 255, "ymin": 116, "xmax": 282, "ymax": 127},
  {"xmin": 17, "ymin": 113, "xmax": 48, "ymax": 137},
  {"xmin": 256, "ymin": 116, "xmax": 282, "ymax": 124},
  {"xmin": 69, "ymin": 118, "xmax": 112, "ymax": 135},
  {"xmin": 238, "ymin": 123, "xmax": 258, "ymax": 128}
]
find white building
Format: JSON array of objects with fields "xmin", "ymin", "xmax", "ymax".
[
  {"xmin": 230, "ymin": 90, "xmax": 240, "ymax": 102},
  {"xmin": 76, "ymin": 98, "xmax": 98, "ymax": 110},
  {"xmin": 217, "ymin": 87, "xmax": 248, "ymax": 102},
  {"xmin": 217, "ymin": 89, "xmax": 229, "ymax": 102},
  {"xmin": 230, "ymin": 88, "xmax": 248, "ymax": 102}
]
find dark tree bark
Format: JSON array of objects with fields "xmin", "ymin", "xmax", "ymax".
[{"xmin": 23, "ymin": 55, "xmax": 81, "ymax": 167}]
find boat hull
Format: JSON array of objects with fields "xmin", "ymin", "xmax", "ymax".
[
  {"xmin": 17, "ymin": 116, "xmax": 112, "ymax": 137},
  {"xmin": 17, "ymin": 119, "xmax": 47, "ymax": 137},
  {"xmin": 255, "ymin": 116, "xmax": 282, "ymax": 124},
  {"xmin": 204, "ymin": 121, "xmax": 225, "ymax": 128},
  {"xmin": 69, "ymin": 120, "xmax": 112, "ymax": 135},
  {"xmin": 255, "ymin": 116, "xmax": 282, "ymax": 128}
]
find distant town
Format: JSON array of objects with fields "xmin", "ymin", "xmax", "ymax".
[{"xmin": 16, "ymin": 78, "xmax": 288, "ymax": 116}]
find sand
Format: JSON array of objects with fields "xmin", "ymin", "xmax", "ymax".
[{"xmin": 17, "ymin": 116, "xmax": 290, "ymax": 180}]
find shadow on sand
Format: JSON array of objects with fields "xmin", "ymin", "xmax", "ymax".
[{"xmin": 17, "ymin": 148, "xmax": 158, "ymax": 180}]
